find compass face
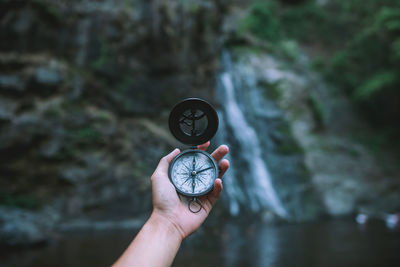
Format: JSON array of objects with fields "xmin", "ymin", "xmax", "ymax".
[{"xmin": 169, "ymin": 150, "xmax": 218, "ymax": 197}]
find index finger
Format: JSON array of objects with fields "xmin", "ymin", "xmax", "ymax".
[
  {"xmin": 211, "ymin": 145, "xmax": 229, "ymax": 162},
  {"xmin": 197, "ymin": 141, "xmax": 210, "ymax": 151}
]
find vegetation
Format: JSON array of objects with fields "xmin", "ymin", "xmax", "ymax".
[
  {"xmin": 71, "ymin": 127, "xmax": 104, "ymax": 144},
  {"xmin": 240, "ymin": 0, "xmax": 400, "ymax": 151},
  {"xmin": 0, "ymin": 193, "xmax": 41, "ymax": 210}
]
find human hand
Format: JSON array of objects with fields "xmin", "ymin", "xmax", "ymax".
[{"xmin": 150, "ymin": 142, "xmax": 229, "ymax": 240}]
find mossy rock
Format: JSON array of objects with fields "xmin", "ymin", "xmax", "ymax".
[
  {"xmin": 0, "ymin": 193, "xmax": 42, "ymax": 210},
  {"xmin": 258, "ymin": 80, "xmax": 283, "ymax": 101}
]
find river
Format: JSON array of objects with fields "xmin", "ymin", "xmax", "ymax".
[{"xmin": 2, "ymin": 220, "xmax": 400, "ymax": 267}]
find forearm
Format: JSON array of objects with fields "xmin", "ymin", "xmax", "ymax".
[{"xmin": 112, "ymin": 212, "xmax": 183, "ymax": 267}]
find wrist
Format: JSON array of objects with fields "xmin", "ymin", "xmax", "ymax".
[{"xmin": 148, "ymin": 211, "xmax": 185, "ymax": 243}]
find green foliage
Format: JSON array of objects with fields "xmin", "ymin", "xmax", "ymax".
[
  {"xmin": 375, "ymin": 7, "xmax": 400, "ymax": 31},
  {"xmin": 311, "ymin": 56, "xmax": 325, "ymax": 71},
  {"xmin": 279, "ymin": 40, "xmax": 301, "ymax": 60},
  {"xmin": 0, "ymin": 193, "xmax": 41, "ymax": 210},
  {"xmin": 71, "ymin": 127, "xmax": 104, "ymax": 144},
  {"xmin": 351, "ymin": 130, "xmax": 398, "ymax": 157},
  {"xmin": 123, "ymin": 0, "xmax": 134, "ymax": 10},
  {"xmin": 354, "ymin": 71, "xmax": 397, "ymax": 99},
  {"xmin": 278, "ymin": 141, "xmax": 303, "ymax": 155},
  {"xmin": 258, "ymin": 80, "xmax": 282, "ymax": 100},
  {"xmin": 43, "ymin": 106, "xmax": 63, "ymax": 118},
  {"xmin": 307, "ymin": 93, "xmax": 327, "ymax": 130},
  {"xmin": 32, "ymin": 0, "xmax": 63, "ymax": 24},
  {"xmin": 276, "ymin": 124, "xmax": 304, "ymax": 155},
  {"xmin": 53, "ymin": 145, "xmax": 77, "ymax": 160},
  {"xmin": 240, "ymin": 1, "xmax": 327, "ymax": 43},
  {"xmin": 241, "ymin": 0, "xmax": 400, "ymax": 134},
  {"xmin": 116, "ymin": 76, "xmax": 134, "ymax": 93},
  {"xmin": 279, "ymin": 1, "xmax": 328, "ymax": 42},
  {"xmin": 323, "ymin": 1, "xmax": 400, "ymax": 128},
  {"xmin": 392, "ymin": 38, "xmax": 400, "ymax": 59},
  {"xmin": 240, "ymin": 1, "xmax": 281, "ymax": 41},
  {"xmin": 93, "ymin": 38, "xmax": 112, "ymax": 69},
  {"xmin": 239, "ymin": 1, "xmax": 329, "ymax": 59}
]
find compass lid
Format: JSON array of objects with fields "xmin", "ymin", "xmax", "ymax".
[{"xmin": 168, "ymin": 98, "xmax": 219, "ymax": 146}]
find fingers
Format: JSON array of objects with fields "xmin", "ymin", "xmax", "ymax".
[
  {"xmin": 203, "ymin": 147, "xmax": 229, "ymax": 210},
  {"xmin": 153, "ymin": 148, "xmax": 180, "ymax": 177},
  {"xmin": 206, "ymin": 178, "xmax": 223, "ymax": 206},
  {"xmin": 218, "ymin": 159, "xmax": 229, "ymax": 178},
  {"xmin": 197, "ymin": 141, "xmax": 210, "ymax": 151},
  {"xmin": 211, "ymin": 144, "xmax": 229, "ymax": 162}
]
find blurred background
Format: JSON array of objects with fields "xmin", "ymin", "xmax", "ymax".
[{"xmin": 1, "ymin": 0, "xmax": 400, "ymax": 266}]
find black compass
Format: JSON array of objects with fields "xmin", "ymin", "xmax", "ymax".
[{"xmin": 168, "ymin": 98, "xmax": 219, "ymax": 213}]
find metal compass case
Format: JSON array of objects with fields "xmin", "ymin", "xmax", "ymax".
[{"xmin": 168, "ymin": 98, "xmax": 219, "ymax": 213}]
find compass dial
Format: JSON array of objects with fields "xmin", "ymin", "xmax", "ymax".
[{"xmin": 169, "ymin": 150, "xmax": 218, "ymax": 197}]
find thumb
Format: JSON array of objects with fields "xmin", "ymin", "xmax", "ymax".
[{"xmin": 153, "ymin": 148, "xmax": 180, "ymax": 176}]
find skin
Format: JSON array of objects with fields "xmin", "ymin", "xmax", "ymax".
[{"xmin": 112, "ymin": 142, "xmax": 229, "ymax": 267}]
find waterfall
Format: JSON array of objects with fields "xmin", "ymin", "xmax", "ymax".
[{"xmin": 216, "ymin": 52, "xmax": 288, "ymax": 219}]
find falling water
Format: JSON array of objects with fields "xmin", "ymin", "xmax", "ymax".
[{"xmin": 216, "ymin": 52, "xmax": 287, "ymax": 218}]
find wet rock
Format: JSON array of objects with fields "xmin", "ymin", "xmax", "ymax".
[
  {"xmin": 0, "ymin": 208, "xmax": 47, "ymax": 246},
  {"xmin": 34, "ymin": 66, "xmax": 63, "ymax": 86},
  {"xmin": 0, "ymin": 0, "xmax": 223, "ymax": 247},
  {"xmin": 0, "ymin": 75, "xmax": 25, "ymax": 91},
  {"xmin": 0, "ymin": 98, "xmax": 17, "ymax": 120},
  {"xmin": 60, "ymin": 167, "xmax": 89, "ymax": 184},
  {"xmin": 39, "ymin": 137, "xmax": 63, "ymax": 158},
  {"xmin": 244, "ymin": 49, "xmax": 400, "ymax": 217},
  {"xmin": 11, "ymin": 9, "xmax": 34, "ymax": 34},
  {"xmin": 216, "ymin": 51, "xmax": 320, "ymax": 221},
  {"xmin": 0, "ymin": 113, "xmax": 45, "ymax": 150}
]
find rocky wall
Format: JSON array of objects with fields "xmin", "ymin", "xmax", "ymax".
[{"xmin": 0, "ymin": 0, "xmax": 225, "ymax": 246}]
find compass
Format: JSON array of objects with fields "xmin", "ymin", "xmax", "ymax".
[{"xmin": 168, "ymin": 98, "xmax": 219, "ymax": 213}]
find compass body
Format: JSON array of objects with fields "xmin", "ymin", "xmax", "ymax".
[
  {"xmin": 169, "ymin": 149, "xmax": 218, "ymax": 197},
  {"xmin": 168, "ymin": 98, "xmax": 219, "ymax": 198}
]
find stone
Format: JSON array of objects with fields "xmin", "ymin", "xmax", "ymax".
[
  {"xmin": 60, "ymin": 167, "xmax": 89, "ymax": 183},
  {"xmin": 0, "ymin": 75, "xmax": 25, "ymax": 91},
  {"xmin": 12, "ymin": 9, "xmax": 34, "ymax": 34},
  {"xmin": 0, "ymin": 207, "xmax": 46, "ymax": 246},
  {"xmin": 0, "ymin": 98, "xmax": 17, "ymax": 120},
  {"xmin": 35, "ymin": 67, "xmax": 63, "ymax": 86}
]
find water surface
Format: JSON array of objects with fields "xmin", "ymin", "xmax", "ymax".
[{"xmin": 2, "ymin": 220, "xmax": 399, "ymax": 267}]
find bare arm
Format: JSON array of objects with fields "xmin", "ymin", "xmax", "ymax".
[
  {"xmin": 112, "ymin": 213, "xmax": 182, "ymax": 267},
  {"xmin": 112, "ymin": 142, "xmax": 229, "ymax": 267}
]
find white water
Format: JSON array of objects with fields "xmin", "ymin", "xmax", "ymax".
[{"xmin": 217, "ymin": 53, "xmax": 287, "ymax": 218}]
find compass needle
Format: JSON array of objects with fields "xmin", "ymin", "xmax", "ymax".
[
  {"xmin": 197, "ymin": 163, "xmax": 206, "ymax": 171},
  {"xmin": 196, "ymin": 166, "xmax": 214, "ymax": 174}
]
